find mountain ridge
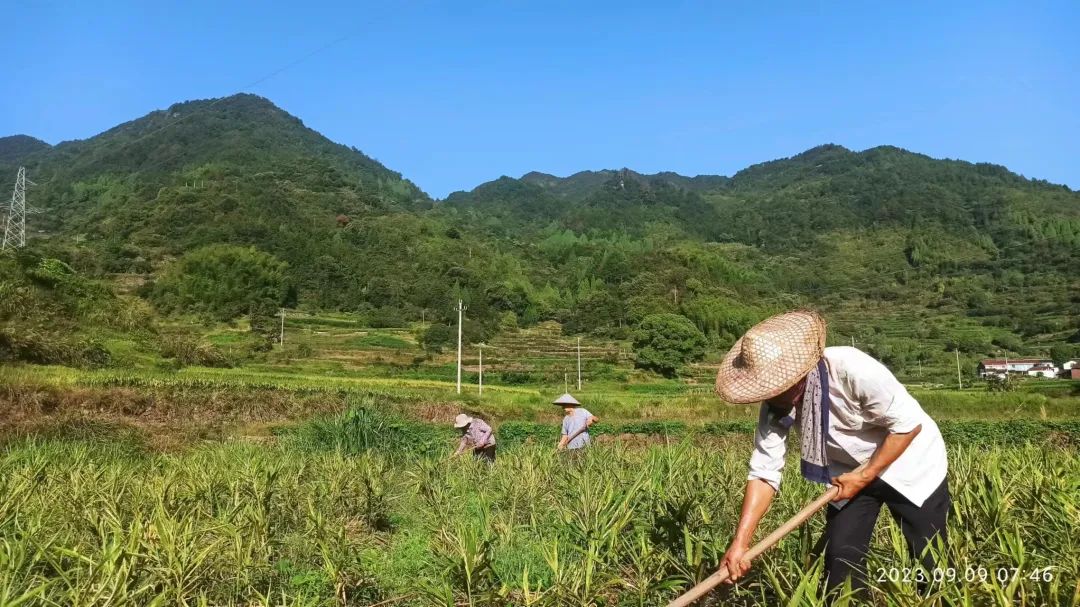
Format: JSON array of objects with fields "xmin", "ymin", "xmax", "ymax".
[
  {"xmin": 2, "ymin": 93, "xmax": 1076, "ymax": 371},
  {"xmin": 450, "ymin": 143, "xmax": 1071, "ymax": 204},
  {"xmin": 14, "ymin": 93, "xmax": 429, "ymax": 204},
  {"xmin": 0, "ymin": 135, "xmax": 51, "ymax": 167}
]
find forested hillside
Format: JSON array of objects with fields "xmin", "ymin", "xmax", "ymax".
[
  {"xmin": 0, "ymin": 135, "xmax": 51, "ymax": 166},
  {"xmin": 2, "ymin": 94, "xmax": 1077, "ymax": 379}
]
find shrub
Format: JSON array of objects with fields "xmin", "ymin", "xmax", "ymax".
[
  {"xmin": 352, "ymin": 333, "xmax": 411, "ymax": 349},
  {"xmin": 497, "ymin": 370, "xmax": 534, "ymax": 385},
  {"xmin": 26, "ymin": 258, "xmax": 75, "ymax": 287},
  {"xmin": 158, "ymin": 334, "xmax": 232, "ymax": 368},
  {"xmin": 151, "ymin": 245, "xmax": 288, "ymax": 321},
  {"xmin": 283, "ymin": 406, "xmax": 450, "ymax": 457},
  {"xmin": 421, "ymin": 324, "xmax": 454, "ymax": 354},
  {"xmin": 985, "ymin": 374, "xmax": 1018, "ymax": 392},
  {"xmin": 368, "ymin": 307, "xmax": 407, "ymax": 328},
  {"xmin": 0, "ymin": 327, "xmax": 111, "ymax": 368},
  {"xmin": 632, "ymin": 313, "xmax": 707, "ymax": 377}
]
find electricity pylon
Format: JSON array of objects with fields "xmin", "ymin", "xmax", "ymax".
[{"xmin": 2, "ymin": 168, "xmax": 37, "ymax": 251}]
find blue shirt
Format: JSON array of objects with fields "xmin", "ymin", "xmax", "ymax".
[{"xmin": 561, "ymin": 407, "xmax": 593, "ymax": 450}]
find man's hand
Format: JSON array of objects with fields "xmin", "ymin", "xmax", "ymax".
[
  {"xmin": 831, "ymin": 468, "xmax": 874, "ymax": 500},
  {"xmin": 720, "ymin": 542, "xmax": 752, "ymax": 583}
]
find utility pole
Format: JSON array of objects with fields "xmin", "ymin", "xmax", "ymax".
[
  {"xmin": 576, "ymin": 337, "xmax": 582, "ymax": 390},
  {"xmin": 564, "ymin": 373, "xmax": 568, "ymax": 394},
  {"xmin": 955, "ymin": 348, "xmax": 963, "ymax": 390},
  {"xmin": 280, "ymin": 308, "xmax": 287, "ymax": 345},
  {"xmin": 2, "ymin": 168, "xmax": 37, "ymax": 252},
  {"xmin": 478, "ymin": 345, "xmax": 483, "ymax": 396},
  {"xmin": 456, "ymin": 300, "xmax": 466, "ymax": 394},
  {"xmin": 851, "ymin": 335, "xmax": 855, "ymax": 348}
]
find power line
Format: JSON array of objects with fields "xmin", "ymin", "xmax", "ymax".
[
  {"xmin": 115, "ymin": 33, "xmax": 359, "ymax": 154},
  {"xmin": 30, "ymin": 30, "xmax": 367, "ymax": 189}
]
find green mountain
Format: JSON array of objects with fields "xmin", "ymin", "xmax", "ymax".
[
  {"xmin": 443, "ymin": 144, "xmax": 1080, "ymax": 366},
  {"xmin": 456, "ymin": 144, "xmax": 1078, "ymax": 256},
  {"xmin": 2, "ymin": 94, "xmax": 1078, "ymax": 377},
  {"xmin": 517, "ymin": 168, "xmax": 729, "ymax": 198},
  {"xmin": 0, "ymin": 135, "xmax": 51, "ymax": 167},
  {"xmin": 10, "ymin": 94, "xmax": 432, "ymax": 279}
]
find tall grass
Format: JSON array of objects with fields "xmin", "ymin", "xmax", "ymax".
[{"xmin": 0, "ymin": 428, "xmax": 1076, "ymax": 606}]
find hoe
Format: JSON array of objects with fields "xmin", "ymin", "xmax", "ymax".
[{"xmin": 667, "ymin": 465, "xmax": 865, "ymax": 607}]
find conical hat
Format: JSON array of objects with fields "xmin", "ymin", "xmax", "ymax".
[
  {"xmin": 552, "ymin": 393, "xmax": 581, "ymax": 406},
  {"xmin": 715, "ymin": 310, "xmax": 827, "ymax": 404},
  {"xmin": 454, "ymin": 413, "xmax": 474, "ymax": 428}
]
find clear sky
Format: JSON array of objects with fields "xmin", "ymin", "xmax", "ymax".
[{"xmin": 3, "ymin": 0, "xmax": 1077, "ymax": 197}]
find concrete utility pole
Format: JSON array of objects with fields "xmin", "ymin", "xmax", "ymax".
[
  {"xmin": 456, "ymin": 300, "xmax": 466, "ymax": 394},
  {"xmin": 576, "ymin": 337, "xmax": 582, "ymax": 390},
  {"xmin": 955, "ymin": 348, "xmax": 963, "ymax": 390},
  {"xmin": 851, "ymin": 335, "xmax": 855, "ymax": 348},
  {"xmin": 478, "ymin": 345, "xmax": 483, "ymax": 396},
  {"xmin": 2, "ymin": 168, "xmax": 36, "ymax": 252}
]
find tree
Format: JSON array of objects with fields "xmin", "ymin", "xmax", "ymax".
[
  {"xmin": 632, "ymin": 313, "xmax": 707, "ymax": 377},
  {"xmin": 1050, "ymin": 344, "xmax": 1077, "ymax": 368},
  {"xmin": 151, "ymin": 245, "xmax": 288, "ymax": 321},
  {"xmin": 420, "ymin": 323, "xmax": 453, "ymax": 354},
  {"xmin": 564, "ymin": 290, "xmax": 624, "ymax": 335}
]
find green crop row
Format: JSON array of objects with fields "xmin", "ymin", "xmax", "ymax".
[{"xmin": 1, "ymin": 431, "xmax": 1076, "ymax": 606}]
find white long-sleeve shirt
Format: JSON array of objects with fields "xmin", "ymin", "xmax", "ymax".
[{"xmin": 748, "ymin": 347, "xmax": 948, "ymax": 507}]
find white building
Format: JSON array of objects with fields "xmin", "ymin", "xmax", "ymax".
[
  {"xmin": 1027, "ymin": 363, "xmax": 1059, "ymax": 378},
  {"xmin": 978, "ymin": 358, "xmax": 1054, "ymax": 377}
]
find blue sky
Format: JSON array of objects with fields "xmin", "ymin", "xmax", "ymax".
[{"xmin": 3, "ymin": 0, "xmax": 1077, "ymax": 197}]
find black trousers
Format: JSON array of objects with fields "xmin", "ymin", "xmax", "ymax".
[
  {"xmin": 818, "ymin": 477, "xmax": 950, "ymax": 597},
  {"xmin": 473, "ymin": 445, "xmax": 496, "ymax": 463}
]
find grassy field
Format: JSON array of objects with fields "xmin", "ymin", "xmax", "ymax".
[
  {"xmin": 0, "ymin": 408, "xmax": 1077, "ymax": 606},
  {"xmin": 3, "ymin": 363, "xmax": 1079, "ymax": 430},
  {"xmin": 1, "ymin": 313, "xmax": 1078, "ymax": 605}
]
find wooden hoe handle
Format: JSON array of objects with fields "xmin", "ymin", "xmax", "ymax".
[
  {"xmin": 666, "ymin": 468, "xmax": 866, "ymax": 607},
  {"xmin": 564, "ymin": 426, "xmax": 589, "ymax": 445}
]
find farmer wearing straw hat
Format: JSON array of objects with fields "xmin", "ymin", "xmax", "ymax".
[
  {"xmin": 451, "ymin": 413, "xmax": 496, "ymax": 463},
  {"xmin": 554, "ymin": 393, "xmax": 598, "ymax": 451},
  {"xmin": 715, "ymin": 310, "xmax": 949, "ymax": 598}
]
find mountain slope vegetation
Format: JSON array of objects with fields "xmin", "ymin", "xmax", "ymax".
[
  {"xmin": 0, "ymin": 135, "xmax": 51, "ymax": 167},
  {"xmin": 2, "ymin": 94, "xmax": 1077, "ymax": 380}
]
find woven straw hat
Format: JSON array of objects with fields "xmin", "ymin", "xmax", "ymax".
[
  {"xmin": 454, "ymin": 413, "xmax": 474, "ymax": 428},
  {"xmin": 715, "ymin": 310, "xmax": 827, "ymax": 404},
  {"xmin": 552, "ymin": 393, "xmax": 581, "ymax": 406}
]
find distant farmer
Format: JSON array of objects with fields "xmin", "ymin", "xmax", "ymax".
[
  {"xmin": 452, "ymin": 413, "xmax": 496, "ymax": 463},
  {"xmin": 714, "ymin": 310, "xmax": 949, "ymax": 598},
  {"xmin": 554, "ymin": 393, "xmax": 598, "ymax": 451}
]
